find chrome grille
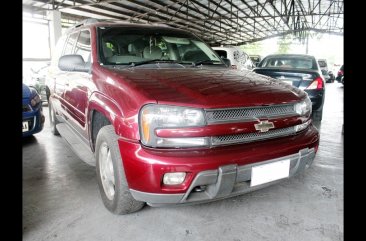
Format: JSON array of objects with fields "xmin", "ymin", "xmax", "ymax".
[
  {"xmin": 206, "ymin": 104, "xmax": 296, "ymax": 123},
  {"xmin": 211, "ymin": 126, "xmax": 296, "ymax": 146}
]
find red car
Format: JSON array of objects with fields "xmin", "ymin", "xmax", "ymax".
[
  {"xmin": 46, "ymin": 19, "xmax": 319, "ymax": 214},
  {"xmin": 336, "ymin": 65, "xmax": 344, "ymax": 84}
]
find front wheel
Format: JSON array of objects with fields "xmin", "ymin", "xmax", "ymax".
[{"xmin": 95, "ymin": 125, "xmax": 145, "ymax": 214}]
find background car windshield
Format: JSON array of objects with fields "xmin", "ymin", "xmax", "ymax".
[
  {"xmin": 260, "ymin": 57, "xmax": 316, "ymax": 70},
  {"xmin": 98, "ymin": 27, "xmax": 222, "ymax": 65}
]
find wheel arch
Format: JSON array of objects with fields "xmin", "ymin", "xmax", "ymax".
[{"xmin": 87, "ymin": 92, "xmax": 140, "ymax": 152}]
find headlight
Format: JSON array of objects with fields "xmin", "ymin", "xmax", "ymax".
[
  {"xmin": 139, "ymin": 104, "xmax": 208, "ymax": 148},
  {"xmin": 29, "ymin": 88, "xmax": 41, "ymax": 107},
  {"xmin": 294, "ymin": 97, "xmax": 312, "ymax": 116}
]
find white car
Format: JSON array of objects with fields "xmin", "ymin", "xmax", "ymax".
[{"xmin": 212, "ymin": 46, "xmax": 255, "ymax": 71}]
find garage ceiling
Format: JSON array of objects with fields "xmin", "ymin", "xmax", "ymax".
[{"xmin": 23, "ymin": 0, "xmax": 344, "ymax": 45}]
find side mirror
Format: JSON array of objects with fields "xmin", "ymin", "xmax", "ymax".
[
  {"xmin": 58, "ymin": 55, "xmax": 90, "ymax": 72},
  {"xmin": 221, "ymin": 58, "xmax": 231, "ymax": 67}
]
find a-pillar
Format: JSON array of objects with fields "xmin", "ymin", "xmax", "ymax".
[{"xmin": 47, "ymin": 10, "xmax": 62, "ymax": 58}]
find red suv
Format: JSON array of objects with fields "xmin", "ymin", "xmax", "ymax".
[{"xmin": 46, "ymin": 19, "xmax": 319, "ymax": 214}]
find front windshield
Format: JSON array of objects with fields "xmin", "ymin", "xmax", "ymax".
[{"xmin": 98, "ymin": 26, "xmax": 222, "ymax": 65}]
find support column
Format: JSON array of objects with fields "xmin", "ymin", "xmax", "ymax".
[{"xmin": 47, "ymin": 10, "xmax": 62, "ymax": 58}]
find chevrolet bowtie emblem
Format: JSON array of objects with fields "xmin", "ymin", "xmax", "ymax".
[{"xmin": 254, "ymin": 120, "xmax": 275, "ymax": 133}]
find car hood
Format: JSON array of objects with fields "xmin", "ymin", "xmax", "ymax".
[{"xmin": 106, "ymin": 67, "xmax": 306, "ymax": 108}]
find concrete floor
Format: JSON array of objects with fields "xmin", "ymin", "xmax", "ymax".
[{"xmin": 23, "ymin": 82, "xmax": 343, "ymax": 241}]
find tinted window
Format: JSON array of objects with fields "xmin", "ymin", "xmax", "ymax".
[
  {"xmin": 63, "ymin": 32, "xmax": 79, "ymax": 55},
  {"xmin": 215, "ymin": 50, "xmax": 227, "ymax": 58},
  {"xmin": 260, "ymin": 56, "xmax": 316, "ymax": 70},
  {"xmin": 75, "ymin": 30, "xmax": 91, "ymax": 62},
  {"xmin": 98, "ymin": 27, "xmax": 222, "ymax": 65}
]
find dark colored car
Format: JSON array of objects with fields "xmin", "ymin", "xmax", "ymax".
[
  {"xmin": 46, "ymin": 19, "xmax": 319, "ymax": 215},
  {"xmin": 336, "ymin": 65, "xmax": 344, "ymax": 83},
  {"xmin": 22, "ymin": 83, "xmax": 45, "ymax": 137},
  {"xmin": 328, "ymin": 71, "xmax": 335, "ymax": 82},
  {"xmin": 253, "ymin": 54, "xmax": 325, "ymax": 121}
]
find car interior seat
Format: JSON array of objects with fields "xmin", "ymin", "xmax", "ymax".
[
  {"xmin": 143, "ymin": 46, "xmax": 162, "ymax": 60},
  {"xmin": 103, "ymin": 44, "xmax": 113, "ymax": 58},
  {"xmin": 128, "ymin": 42, "xmax": 145, "ymax": 57}
]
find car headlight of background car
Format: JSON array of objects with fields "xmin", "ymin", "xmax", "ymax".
[
  {"xmin": 29, "ymin": 87, "xmax": 42, "ymax": 107},
  {"xmin": 294, "ymin": 97, "xmax": 312, "ymax": 117},
  {"xmin": 139, "ymin": 105, "xmax": 208, "ymax": 148}
]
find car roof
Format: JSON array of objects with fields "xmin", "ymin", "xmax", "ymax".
[
  {"xmin": 212, "ymin": 46, "xmax": 241, "ymax": 50},
  {"xmin": 264, "ymin": 54, "xmax": 315, "ymax": 58},
  {"xmin": 65, "ymin": 19, "xmax": 181, "ymax": 34}
]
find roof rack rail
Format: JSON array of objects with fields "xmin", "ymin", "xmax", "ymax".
[
  {"xmin": 73, "ymin": 18, "xmax": 101, "ymax": 28},
  {"xmin": 65, "ymin": 18, "xmax": 171, "ymax": 33}
]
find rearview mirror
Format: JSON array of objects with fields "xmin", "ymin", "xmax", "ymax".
[{"xmin": 58, "ymin": 55, "xmax": 90, "ymax": 72}]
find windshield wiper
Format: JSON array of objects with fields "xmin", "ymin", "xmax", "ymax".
[
  {"xmin": 192, "ymin": 59, "xmax": 222, "ymax": 66},
  {"xmin": 129, "ymin": 59, "xmax": 181, "ymax": 67}
]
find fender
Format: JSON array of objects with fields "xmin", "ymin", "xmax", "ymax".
[{"xmin": 87, "ymin": 92, "xmax": 141, "ymax": 145}]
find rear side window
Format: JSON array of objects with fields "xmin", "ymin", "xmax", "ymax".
[
  {"xmin": 260, "ymin": 57, "xmax": 316, "ymax": 70},
  {"xmin": 63, "ymin": 32, "xmax": 79, "ymax": 55},
  {"xmin": 215, "ymin": 50, "xmax": 227, "ymax": 58},
  {"xmin": 75, "ymin": 30, "xmax": 91, "ymax": 63}
]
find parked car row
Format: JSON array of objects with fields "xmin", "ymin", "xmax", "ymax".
[{"xmin": 23, "ymin": 63, "xmax": 51, "ymax": 103}]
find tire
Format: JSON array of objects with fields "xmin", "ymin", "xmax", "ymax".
[
  {"xmin": 48, "ymin": 100, "xmax": 60, "ymax": 135},
  {"xmin": 312, "ymin": 109, "xmax": 323, "ymax": 122},
  {"xmin": 95, "ymin": 125, "xmax": 145, "ymax": 214}
]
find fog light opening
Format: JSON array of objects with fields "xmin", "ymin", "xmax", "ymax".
[
  {"xmin": 163, "ymin": 172, "xmax": 186, "ymax": 185},
  {"xmin": 193, "ymin": 185, "xmax": 207, "ymax": 192}
]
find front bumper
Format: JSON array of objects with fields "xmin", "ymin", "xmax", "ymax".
[
  {"xmin": 130, "ymin": 147, "xmax": 315, "ymax": 206},
  {"xmin": 22, "ymin": 106, "xmax": 45, "ymax": 137},
  {"xmin": 119, "ymin": 124, "xmax": 319, "ymax": 205}
]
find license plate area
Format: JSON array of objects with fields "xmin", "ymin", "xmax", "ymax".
[
  {"xmin": 250, "ymin": 159, "xmax": 290, "ymax": 187},
  {"xmin": 22, "ymin": 121, "xmax": 29, "ymax": 132}
]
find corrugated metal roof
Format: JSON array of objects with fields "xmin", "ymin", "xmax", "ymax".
[{"xmin": 23, "ymin": 0, "xmax": 344, "ymax": 45}]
